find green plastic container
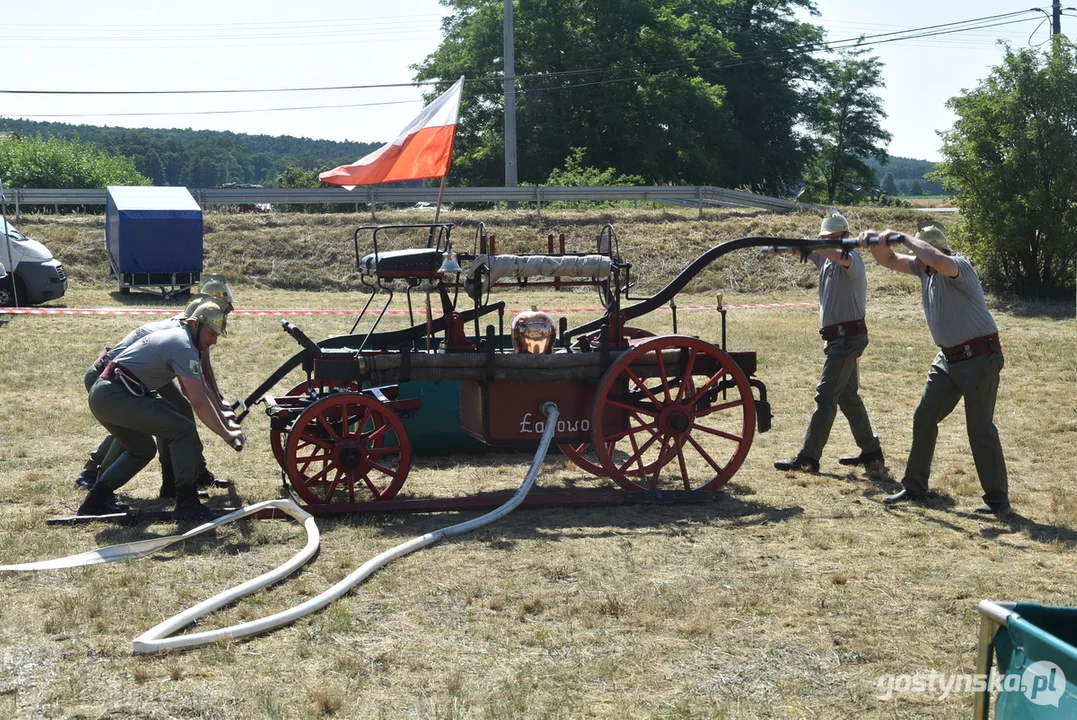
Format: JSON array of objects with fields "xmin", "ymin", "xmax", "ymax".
[
  {"xmin": 991, "ymin": 603, "xmax": 1077, "ymax": 718},
  {"xmin": 377, "ymin": 335, "xmax": 514, "ymax": 456}
]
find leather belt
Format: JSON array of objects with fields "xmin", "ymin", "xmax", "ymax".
[
  {"xmin": 100, "ymin": 361, "xmax": 149, "ymax": 396},
  {"xmin": 92, "ymin": 346, "xmax": 112, "ymax": 373},
  {"xmin": 941, "ymin": 333, "xmax": 1001, "ymax": 363},
  {"xmin": 820, "ymin": 318, "xmax": 867, "ymax": 341}
]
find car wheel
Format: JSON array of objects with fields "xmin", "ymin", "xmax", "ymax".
[{"xmin": 0, "ymin": 277, "xmax": 14, "ymax": 307}]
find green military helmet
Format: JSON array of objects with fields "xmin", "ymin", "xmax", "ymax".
[
  {"xmin": 183, "ymin": 293, "xmax": 231, "ymax": 319},
  {"xmin": 818, "ymin": 210, "xmax": 850, "ymax": 237},
  {"xmin": 915, "ymin": 224, "xmax": 950, "ymax": 252},
  {"xmin": 186, "ymin": 301, "xmax": 229, "ymax": 338},
  {"xmin": 199, "ymin": 274, "xmax": 236, "ymax": 304}
]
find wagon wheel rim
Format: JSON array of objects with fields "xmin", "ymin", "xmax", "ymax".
[
  {"xmin": 560, "ymin": 327, "xmax": 662, "ymax": 477},
  {"xmin": 271, "ymin": 381, "xmax": 361, "ymax": 470},
  {"xmin": 284, "ymin": 392, "xmax": 411, "ymax": 504},
  {"xmin": 592, "ymin": 335, "xmax": 755, "ymax": 492}
]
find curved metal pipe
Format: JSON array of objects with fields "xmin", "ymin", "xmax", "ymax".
[{"xmin": 565, "ymin": 235, "xmax": 851, "ymax": 341}]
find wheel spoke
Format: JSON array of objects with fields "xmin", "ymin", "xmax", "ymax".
[
  {"xmin": 368, "ymin": 461, "xmax": 401, "ymax": 479},
  {"xmin": 654, "ymin": 350, "xmax": 672, "ymax": 403},
  {"xmin": 366, "ymin": 444, "xmax": 402, "ymax": 458},
  {"xmin": 691, "ymin": 423, "xmax": 743, "ymax": 443},
  {"xmin": 345, "ymin": 468, "xmax": 357, "ymax": 503},
  {"xmin": 296, "ymin": 433, "xmax": 334, "ymax": 451},
  {"xmin": 647, "ymin": 435, "xmax": 672, "ymax": 490},
  {"xmin": 695, "ymin": 398, "xmax": 746, "ymax": 417},
  {"xmin": 684, "ymin": 432, "xmax": 724, "ymax": 474},
  {"xmin": 606, "ymin": 420, "xmax": 659, "ymax": 442},
  {"xmin": 365, "ymin": 421, "xmax": 393, "ymax": 444},
  {"xmin": 624, "ymin": 367, "xmax": 665, "ymax": 408},
  {"xmin": 606, "ymin": 397, "xmax": 658, "ymax": 417},
  {"xmin": 688, "ymin": 371, "xmax": 730, "ymax": 410},
  {"xmin": 676, "ymin": 444, "xmax": 691, "ymax": 490},
  {"xmin": 304, "ymin": 465, "xmax": 333, "ymax": 487},
  {"xmin": 676, "ymin": 348, "xmax": 698, "ymax": 403},
  {"xmin": 316, "ymin": 414, "xmax": 340, "ymax": 441},
  {"xmin": 323, "ymin": 469, "xmax": 343, "ymax": 499},
  {"xmin": 617, "ymin": 431, "xmax": 662, "ymax": 474}
]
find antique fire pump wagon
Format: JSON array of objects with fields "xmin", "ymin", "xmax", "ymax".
[{"xmin": 236, "ymin": 222, "xmax": 851, "ymax": 510}]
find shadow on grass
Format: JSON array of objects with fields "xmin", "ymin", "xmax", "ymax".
[
  {"xmin": 308, "ymin": 485, "xmax": 805, "ymax": 549},
  {"xmin": 107, "ymin": 290, "xmax": 189, "ymax": 307},
  {"xmin": 990, "ymin": 297, "xmax": 1075, "ymax": 320}
]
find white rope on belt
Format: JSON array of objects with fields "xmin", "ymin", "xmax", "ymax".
[
  {"xmin": 468, "ymin": 254, "xmax": 613, "ymax": 285},
  {"xmin": 0, "ymin": 402, "xmax": 560, "ymax": 654}
]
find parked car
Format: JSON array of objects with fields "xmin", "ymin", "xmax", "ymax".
[{"xmin": 0, "ymin": 219, "xmax": 67, "ymax": 306}]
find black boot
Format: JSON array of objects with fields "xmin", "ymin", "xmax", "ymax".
[
  {"xmin": 77, "ymin": 485, "xmax": 130, "ymax": 516},
  {"xmin": 75, "ymin": 470, "xmax": 98, "ymax": 490},
  {"xmin": 838, "ymin": 448, "xmax": 885, "ymax": 471},
  {"xmin": 773, "ymin": 454, "xmax": 819, "ymax": 473},
  {"xmin": 159, "ymin": 463, "xmax": 177, "ymax": 499},
  {"xmin": 173, "ymin": 486, "xmax": 216, "ymax": 523},
  {"xmin": 196, "ymin": 469, "xmax": 229, "ymax": 490}
]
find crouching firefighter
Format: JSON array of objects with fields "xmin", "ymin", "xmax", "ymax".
[
  {"xmin": 74, "ymin": 274, "xmax": 239, "ymax": 496},
  {"xmin": 78, "ymin": 302, "xmax": 245, "ymax": 520}
]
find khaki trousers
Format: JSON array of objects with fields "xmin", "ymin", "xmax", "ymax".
[
  {"xmin": 87, "ymin": 378, "xmax": 200, "ymax": 491},
  {"xmin": 901, "ymin": 351, "xmax": 1008, "ymax": 504},
  {"xmin": 799, "ymin": 334, "xmax": 880, "ymax": 461}
]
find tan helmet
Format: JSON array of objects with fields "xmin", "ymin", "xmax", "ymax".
[
  {"xmin": 186, "ymin": 301, "xmax": 229, "ymax": 338},
  {"xmin": 818, "ymin": 211, "xmax": 850, "ymax": 237},
  {"xmin": 915, "ymin": 224, "xmax": 950, "ymax": 252},
  {"xmin": 183, "ymin": 294, "xmax": 230, "ymax": 319},
  {"xmin": 199, "ymin": 274, "xmax": 236, "ymax": 304}
]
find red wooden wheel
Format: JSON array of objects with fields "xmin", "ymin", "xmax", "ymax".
[
  {"xmin": 559, "ymin": 327, "xmax": 658, "ymax": 477},
  {"xmin": 591, "ymin": 335, "xmax": 755, "ymax": 491},
  {"xmin": 284, "ymin": 392, "xmax": 411, "ymax": 504},
  {"xmin": 270, "ymin": 380, "xmax": 362, "ymax": 469}
]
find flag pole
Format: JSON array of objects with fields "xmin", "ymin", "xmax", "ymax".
[
  {"xmin": 433, "ymin": 175, "xmax": 448, "ymax": 224},
  {"xmin": 428, "ymin": 174, "xmax": 448, "ymax": 351}
]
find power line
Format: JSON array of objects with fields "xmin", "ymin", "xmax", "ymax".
[{"xmin": 0, "ymin": 9, "xmax": 1055, "ymax": 122}]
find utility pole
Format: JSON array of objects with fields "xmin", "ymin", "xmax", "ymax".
[
  {"xmin": 1052, "ymin": 0, "xmax": 1061, "ymax": 37},
  {"xmin": 503, "ymin": 0, "xmax": 518, "ymax": 199}
]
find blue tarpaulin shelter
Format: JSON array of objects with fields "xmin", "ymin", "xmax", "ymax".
[{"xmin": 105, "ymin": 186, "xmax": 203, "ymax": 298}]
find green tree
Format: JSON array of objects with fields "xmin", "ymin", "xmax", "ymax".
[
  {"xmin": 934, "ymin": 39, "xmax": 1077, "ymax": 298},
  {"xmin": 0, "ymin": 135, "xmax": 148, "ymax": 188},
  {"xmin": 881, "ymin": 171, "xmax": 898, "ymax": 195},
  {"xmin": 538, "ymin": 146, "xmax": 644, "ymax": 208},
  {"xmin": 413, "ymin": 0, "xmax": 823, "ymax": 194},
  {"xmin": 276, "ymin": 164, "xmax": 334, "ymax": 212},
  {"xmin": 908, "ymin": 180, "xmax": 923, "ymax": 196},
  {"xmin": 803, "ymin": 48, "xmax": 891, "ymax": 204}
]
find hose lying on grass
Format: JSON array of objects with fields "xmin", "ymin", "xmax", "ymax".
[{"xmin": 0, "ymin": 402, "xmax": 560, "ymax": 654}]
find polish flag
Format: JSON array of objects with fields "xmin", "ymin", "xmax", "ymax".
[{"xmin": 320, "ymin": 77, "xmax": 465, "ymax": 188}]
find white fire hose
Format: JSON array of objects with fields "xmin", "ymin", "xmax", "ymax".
[{"xmin": 1, "ymin": 402, "xmax": 560, "ymax": 654}]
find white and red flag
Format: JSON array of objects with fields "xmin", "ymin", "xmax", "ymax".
[{"xmin": 319, "ymin": 77, "xmax": 465, "ymax": 188}]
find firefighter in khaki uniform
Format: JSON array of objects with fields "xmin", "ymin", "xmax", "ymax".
[
  {"xmin": 78, "ymin": 302, "xmax": 245, "ymax": 520},
  {"xmin": 772, "ymin": 211, "xmax": 884, "ymax": 473},
  {"xmin": 74, "ymin": 275, "xmax": 237, "ymax": 497},
  {"xmin": 860, "ymin": 225, "xmax": 1010, "ymax": 515}
]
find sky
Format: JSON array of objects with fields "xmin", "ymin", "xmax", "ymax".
[{"xmin": 1, "ymin": 1, "xmax": 1069, "ymax": 162}]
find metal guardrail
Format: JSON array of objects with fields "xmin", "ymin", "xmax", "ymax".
[{"xmin": 2, "ymin": 185, "xmax": 829, "ymax": 219}]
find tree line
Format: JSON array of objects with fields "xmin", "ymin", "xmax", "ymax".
[{"xmin": 0, "ymin": 118, "xmax": 377, "ymax": 188}]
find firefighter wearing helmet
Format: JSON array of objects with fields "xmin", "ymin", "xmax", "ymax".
[
  {"xmin": 183, "ymin": 274, "xmax": 236, "ymax": 316},
  {"xmin": 77, "ymin": 299, "xmax": 244, "ymax": 521},
  {"xmin": 859, "ymin": 223, "xmax": 1009, "ymax": 515},
  {"xmin": 770, "ymin": 210, "xmax": 884, "ymax": 474},
  {"xmin": 75, "ymin": 275, "xmax": 238, "ymax": 498}
]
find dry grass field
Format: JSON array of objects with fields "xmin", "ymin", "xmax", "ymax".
[{"xmin": 0, "ymin": 208, "xmax": 1074, "ymax": 719}]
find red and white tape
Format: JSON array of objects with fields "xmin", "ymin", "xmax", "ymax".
[{"xmin": 0, "ymin": 301, "xmax": 817, "ymax": 318}]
